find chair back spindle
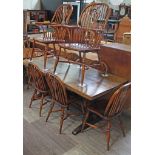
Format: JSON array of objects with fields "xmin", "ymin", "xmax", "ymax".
[
  {"xmin": 51, "ymin": 4, "xmax": 73, "ymax": 25},
  {"xmin": 45, "ymin": 73, "xmax": 68, "ymax": 106},
  {"xmin": 28, "ymin": 63, "xmax": 48, "ymax": 93},
  {"xmin": 78, "ymin": 2, "xmax": 111, "ymax": 30},
  {"xmin": 104, "ymin": 82, "xmax": 131, "ymax": 117}
]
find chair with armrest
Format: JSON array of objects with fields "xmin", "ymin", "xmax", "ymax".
[
  {"xmin": 50, "ymin": 4, "xmax": 73, "ymax": 25},
  {"xmin": 30, "ymin": 3, "xmax": 73, "ymax": 66},
  {"xmin": 78, "ymin": 2, "xmax": 111, "ymax": 31},
  {"xmin": 81, "ymin": 82, "xmax": 131, "ymax": 150},
  {"xmin": 57, "ymin": 26, "xmax": 108, "ymax": 86},
  {"xmin": 35, "ymin": 4, "xmax": 73, "ymax": 29}
]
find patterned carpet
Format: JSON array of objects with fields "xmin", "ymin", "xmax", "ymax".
[{"xmin": 23, "ymin": 84, "xmax": 131, "ymax": 155}]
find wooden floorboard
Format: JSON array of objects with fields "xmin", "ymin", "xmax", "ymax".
[{"xmin": 23, "ymin": 85, "xmax": 131, "ymax": 155}]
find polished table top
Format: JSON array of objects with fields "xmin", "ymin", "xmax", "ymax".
[{"xmin": 24, "ymin": 56, "xmax": 127, "ymax": 101}]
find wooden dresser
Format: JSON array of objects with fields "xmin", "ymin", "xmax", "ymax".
[{"xmin": 99, "ymin": 43, "xmax": 131, "ymax": 110}]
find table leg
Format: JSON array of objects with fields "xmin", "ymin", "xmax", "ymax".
[
  {"xmin": 30, "ymin": 39, "xmax": 35, "ymax": 61},
  {"xmin": 72, "ymin": 113, "xmax": 101, "ymax": 135},
  {"xmin": 72, "ymin": 99, "xmax": 101, "ymax": 135},
  {"xmin": 44, "ymin": 44, "xmax": 48, "ymax": 69},
  {"xmin": 53, "ymin": 46, "xmax": 61, "ymax": 73},
  {"xmin": 81, "ymin": 63, "xmax": 85, "ymax": 86},
  {"xmin": 81, "ymin": 53, "xmax": 86, "ymax": 87}
]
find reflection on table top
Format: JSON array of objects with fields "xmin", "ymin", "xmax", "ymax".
[{"xmin": 24, "ymin": 56, "xmax": 127, "ymax": 100}]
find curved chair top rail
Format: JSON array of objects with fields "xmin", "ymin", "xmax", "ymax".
[
  {"xmin": 45, "ymin": 72, "xmax": 68, "ymax": 106},
  {"xmin": 104, "ymin": 82, "xmax": 131, "ymax": 117},
  {"xmin": 78, "ymin": 2, "xmax": 111, "ymax": 30},
  {"xmin": 51, "ymin": 4, "xmax": 73, "ymax": 25},
  {"xmin": 28, "ymin": 63, "xmax": 49, "ymax": 93}
]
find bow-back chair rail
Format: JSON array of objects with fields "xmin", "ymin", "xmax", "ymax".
[
  {"xmin": 78, "ymin": 2, "xmax": 111, "ymax": 30},
  {"xmin": 104, "ymin": 82, "xmax": 131, "ymax": 118},
  {"xmin": 45, "ymin": 72, "xmax": 68, "ymax": 107},
  {"xmin": 51, "ymin": 4, "xmax": 73, "ymax": 25}
]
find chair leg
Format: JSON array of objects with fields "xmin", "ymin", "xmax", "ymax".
[
  {"xmin": 29, "ymin": 89, "xmax": 37, "ymax": 108},
  {"xmin": 27, "ymin": 75, "xmax": 32, "ymax": 89},
  {"xmin": 81, "ymin": 111, "xmax": 89, "ymax": 132},
  {"xmin": 106, "ymin": 121, "xmax": 111, "ymax": 151},
  {"xmin": 46, "ymin": 101, "xmax": 55, "ymax": 122},
  {"xmin": 80, "ymin": 102, "xmax": 85, "ymax": 115},
  {"xmin": 59, "ymin": 107, "xmax": 65, "ymax": 134},
  {"xmin": 39, "ymin": 94, "xmax": 44, "ymax": 117},
  {"xmin": 118, "ymin": 116, "xmax": 126, "ymax": 137}
]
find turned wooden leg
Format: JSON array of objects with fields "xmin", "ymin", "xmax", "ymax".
[
  {"xmin": 30, "ymin": 39, "xmax": 35, "ymax": 61},
  {"xmin": 118, "ymin": 116, "xmax": 126, "ymax": 137},
  {"xmin": 106, "ymin": 121, "xmax": 111, "ymax": 151},
  {"xmin": 81, "ymin": 99, "xmax": 88, "ymax": 115},
  {"xmin": 39, "ymin": 94, "xmax": 44, "ymax": 117},
  {"xmin": 80, "ymin": 103, "xmax": 85, "ymax": 115},
  {"xmin": 46, "ymin": 100, "xmax": 55, "ymax": 122},
  {"xmin": 81, "ymin": 63, "xmax": 86, "ymax": 86},
  {"xmin": 29, "ymin": 89, "xmax": 37, "ymax": 108},
  {"xmin": 44, "ymin": 44, "xmax": 48, "ymax": 69},
  {"xmin": 81, "ymin": 111, "xmax": 89, "ymax": 132},
  {"xmin": 27, "ymin": 76, "xmax": 31, "ymax": 89},
  {"xmin": 59, "ymin": 107, "xmax": 65, "ymax": 134},
  {"xmin": 81, "ymin": 53, "xmax": 86, "ymax": 86},
  {"xmin": 53, "ymin": 48, "xmax": 61, "ymax": 73}
]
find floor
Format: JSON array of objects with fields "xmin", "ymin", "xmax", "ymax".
[{"xmin": 23, "ymin": 85, "xmax": 131, "ymax": 155}]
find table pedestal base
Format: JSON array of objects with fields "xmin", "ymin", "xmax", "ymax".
[{"xmin": 72, "ymin": 114, "xmax": 101, "ymax": 135}]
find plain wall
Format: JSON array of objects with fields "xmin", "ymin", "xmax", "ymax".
[
  {"xmin": 41, "ymin": 0, "xmax": 63, "ymax": 11},
  {"xmin": 23, "ymin": 0, "xmax": 41, "ymax": 10}
]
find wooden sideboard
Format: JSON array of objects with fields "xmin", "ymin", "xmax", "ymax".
[
  {"xmin": 99, "ymin": 43, "xmax": 131, "ymax": 110},
  {"xmin": 100, "ymin": 43, "xmax": 131, "ymax": 80}
]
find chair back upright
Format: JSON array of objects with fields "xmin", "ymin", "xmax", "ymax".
[
  {"xmin": 104, "ymin": 82, "xmax": 131, "ymax": 118},
  {"xmin": 45, "ymin": 73, "xmax": 68, "ymax": 106},
  {"xmin": 51, "ymin": 4, "xmax": 73, "ymax": 25},
  {"xmin": 28, "ymin": 63, "xmax": 48, "ymax": 93},
  {"xmin": 78, "ymin": 2, "xmax": 111, "ymax": 30}
]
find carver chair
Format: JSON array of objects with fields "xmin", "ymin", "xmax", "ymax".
[
  {"xmin": 45, "ymin": 72, "xmax": 84, "ymax": 134},
  {"xmin": 28, "ymin": 63, "xmax": 50, "ymax": 117},
  {"xmin": 81, "ymin": 82, "xmax": 131, "ymax": 150},
  {"xmin": 78, "ymin": 2, "xmax": 111, "ymax": 31},
  {"xmin": 50, "ymin": 4, "xmax": 73, "ymax": 25},
  {"xmin": 57, "ymin": 26, "xmax": 108, "ymax": 86},
  {"xmin": 35, "ymin": 4, "xmax": 73, "ymax": 31}
]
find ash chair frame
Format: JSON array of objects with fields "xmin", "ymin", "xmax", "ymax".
[
  {"xmin": 28, "ymin": 63, "xmax": 49, "ymax": 117},
  {"xmin": 81, "ymin": 82, "xmax": 131, "ymax": 151},
  {"xmin": 45, "ymin": 72, "xmax": 84, "ymax": 134},
  {"xmin": 78, "ymin": 2, "xmax": 111, "ymax": 31},
  {"xmin": 51, "ymin": 4, "xmax": 73, "ymax": 25}
]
